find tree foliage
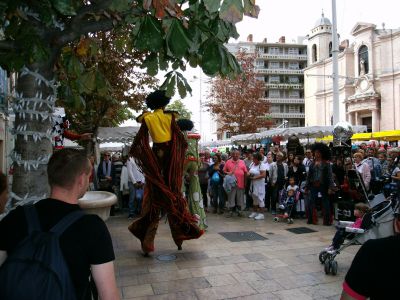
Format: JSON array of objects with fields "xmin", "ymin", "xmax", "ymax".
[
  {"xmin": 0, "ymin": 0, "xmax": 260, "ymax": 204},
  {"xmin": 205, "ymin": 50, "xmax": 271, "ymax": 135},
  {"xmin": 166, "ymin": 99, "xmax": 192, "ymax": 120},
  {"xmin": 0, "ymin": 1, "xmax": 260, "ymax": 96},
  {"xmin": 57, "ymin": 30, "xmax": 158, "ymax": 134}
]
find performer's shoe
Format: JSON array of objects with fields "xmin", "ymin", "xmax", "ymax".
[{"xmin": 178, "ymin": 245, "xmax": 182, "ymax": 251}]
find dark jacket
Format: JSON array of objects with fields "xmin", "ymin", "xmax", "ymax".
[{"xmin": 306, "ymin": 161, "xmax": 334, "ymax": 191}]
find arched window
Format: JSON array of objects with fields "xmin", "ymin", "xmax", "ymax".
[
  {"xmin": 329, "ymin": 42, "xmax": 332, "ymax": 57},
  {"xmin": 312, "ymin": 44, "xmax": 317, "ymax": 63},
  {"xmin": 358, "ymin": 45, "xmax": 369, "ymax": 75}
]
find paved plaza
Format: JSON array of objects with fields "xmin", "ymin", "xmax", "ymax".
[{"xmin": 108, "ymin": 213, "xmax": 360, "ymax": 300}]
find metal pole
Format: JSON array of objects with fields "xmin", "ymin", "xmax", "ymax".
[{"xmin": 331, "ymin": 0, "xmax": 340, "ymax": 124}]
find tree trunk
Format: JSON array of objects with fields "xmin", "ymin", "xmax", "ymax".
[{"xmin": 11, "ymin": 63, "xmax": 54, "ymax": 206}]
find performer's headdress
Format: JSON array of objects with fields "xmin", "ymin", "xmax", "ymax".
[
  {"xmin": 145, "ymin": 90, "xmax": 171, "ymax": 110},
  {"xmin": 311, "ymin": 142, "xmax": 331, "ymax": 161},
  {"xmin": 177, "ymin": 119, "xmax": 194, "ymax": 132}
]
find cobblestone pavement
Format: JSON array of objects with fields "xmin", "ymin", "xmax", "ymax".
[{"xmin": 107, "ymin": 212, "xmax": 360, "ymax": 300}]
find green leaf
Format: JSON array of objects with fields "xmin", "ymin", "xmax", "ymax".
[
  {"xmin": 176, "ymin": 72, "xmax": 192, "ymax": 97},
  {"xmin": 135, "ymin": 16, "xmax": 164, "ymax": 52},
  {"xmin": 188, "ymin": 55, "xmax": 198, "ymax": 68},
  {"xmin": 166, "ymin": 75, "xmax": 176, "ymax": 98},
  {"xmin": 158, "ymin": 51, "xmax": 169, "ymax": 71},
  {"xmin": 172, "ymin": 60, "xmax": 180, "ymax": 70},
  {"xmin": 177, "ymin": 77, "xmax": 186, "ymax": 98},
  {"xmin": 109, "ymin": 0, "xmax": 131, "ymax": 12},
  {"xmin": 66, "ymin": 55, "xmax": 83, "ymax": 76},
  {"xmin": 199, "ymin": 38, "xmax": 221, "ymax": 76},
  {"xmin": 95, "ymin": 72, "xmax": 109, "ymax": 97},
  {"xmin": 79, "ymin": 70, "xmax": 96, "ymax": 93},
  {"xmin": 53, "ymin": 0, "xmax": 76, "ymax": 15},
  {"xmin": 166, "ymin": 19, "xmax": 192, "ymax": 58},
  {"xmin": 219, "ymin": 0, "xmax": 243, "ymax": 24},
  {"xmin": 204, "ymin": 0, "xmax": 221, "ymax": 13},
  {"xmin": 144, "ymin": 53, "xmax": 159, "ymax": 76}
]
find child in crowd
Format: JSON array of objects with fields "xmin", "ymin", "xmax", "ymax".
[
  {"xmin": 279, "ymin": 177, "xmax": 298, "ymax": 217},
  {"xmin": 325, "ymin": 202, "xmax": 370, "ymax": 254}
]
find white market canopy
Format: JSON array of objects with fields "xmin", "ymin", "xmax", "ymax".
[
  {"xmin": 97, "ymin": 126, "xmax": 139, "ymax": 143},
  {"xmin": 200, "ymin": 139, "xmax": 232, "ymax": 148},
  {"xmin": 231, "ymin": 125, "xmax": 368, "ymax": 144}
]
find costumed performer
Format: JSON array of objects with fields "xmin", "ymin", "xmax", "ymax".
[
  {"xmin": 128, "ymin": 90, "xmax": 204, "ymax": 255},
  {"xmin": 52, "ymin": 114, "xmax": 92, "ymax": 149},
  {"xmin": 177, "ymin": 119, "xmax": 208, "ymax": 230}
]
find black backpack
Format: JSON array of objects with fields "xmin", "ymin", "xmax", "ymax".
[{"xmin": 0, "ymin": 205, "xmax": 85, "ymax": 300}]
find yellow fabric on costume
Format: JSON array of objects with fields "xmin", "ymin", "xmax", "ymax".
[{"xmin": 138, "ymin": 109, "xmax": 176, "ymax": 143}]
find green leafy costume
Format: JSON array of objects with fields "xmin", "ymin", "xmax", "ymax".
[{"xmin": 184, "ymin": 134, "xmax": 208, "ymax": 230}]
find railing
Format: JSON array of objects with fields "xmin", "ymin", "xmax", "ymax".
[
  {"xmin": 263, "ymin": 98, "xmax": 305, "ymax": 104},
  {"xmin": 255, "ymin": 68, "xmax": 303, "ymax": 75},
  {"xmin": 258, "ymin": 53, "xmax": 308, "ymax": 60},
  {"xmin": 265, "ymin": 83, "xmax": 304, "ymax": 89},
  {"xmin": 268, "ymin": 112, "xmax": 305, "ymax": 118}
]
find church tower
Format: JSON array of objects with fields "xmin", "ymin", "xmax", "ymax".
[{"xmin": 307, "ymin": 12, "xmax": 333, "ymax": 65}]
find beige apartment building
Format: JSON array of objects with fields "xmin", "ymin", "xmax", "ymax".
[
  {"xmin": 304, "ymin": 14, "xmax": 400, "ymax": 132},
  {"xmin": 225, "ymin": 35, "xmax": 307, "ymax": 137}
]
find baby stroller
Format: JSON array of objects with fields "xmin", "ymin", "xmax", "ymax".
[
  {"xmin": 274, "ymin": 187, "xmax": 300, "ymax": 224},
  {"xmin": 318, "ymin": 195, "xmax": 394, "ymax": 275}
]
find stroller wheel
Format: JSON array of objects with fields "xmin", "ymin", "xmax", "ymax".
[
  {"xmin": 324, "ymin": 260, "xmax": 331, "ymax": 275},
  {"xmin": 331, "ymin": 260, "xmax": 338, "ymax": 275},
  {"xmin": 273, "ymin": 217, "xmax": 279, "ymax": 222},
  {"xmin": 319, "ymin": 251, "xmax": 328, "ymax": 264}
]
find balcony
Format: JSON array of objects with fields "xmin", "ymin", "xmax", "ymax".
[
  {"xmin": 265, "ymin": 83, "xmax": 304, "ymax": 89},
  {"xmin": 268, "ymin": 112, "xmax": 305, "ymax": 119},
  {"xmin": 255, "ymin": 68, "xmax": 303, "ymax": 75},
  {"xmin": 258, "ymin": 53, "xmax": 308, "ymax": 60},
  {"xmin": 263, "ymin": 98, "xmax": 305, "ymax": 104}
]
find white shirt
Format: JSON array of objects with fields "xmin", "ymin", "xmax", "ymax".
[
  {"xmin": 126, "ymin": 158, "xmax": 145, "ymax": 184},
  {"xmin": 249, "ymin": 162, "xmax": 268, "ymax": 199},
  {"xmin": 303, "ymin": 157, "xmax": 312, "ymax": 172}
]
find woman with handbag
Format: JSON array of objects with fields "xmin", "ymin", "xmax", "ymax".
[{"xmin": 223, "ymin": 149, "xmax": 248, "ymax": 217}]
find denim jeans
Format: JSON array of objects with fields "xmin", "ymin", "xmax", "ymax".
[
  {"xmin": 128, "ymin": 182, "xmax": 143, "ymax": 216},
  {"xmin": 211, "ymin": 184, "xmax": 225, "ymax": 210}
]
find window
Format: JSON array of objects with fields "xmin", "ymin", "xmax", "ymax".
[
  {"xmin": 289, "ymin": 76, "xmax": 299, "ymax": 83},
  {"xmin": 289, "ymin": 90, "xmax": 300, "ymax": 98},
  {"xmin": 256, "ymin": 60, "xmax": 264, "ymax": 66},
  {"xmin": 288, "ymin": 62, "xmax": 299, "ymax": 69},
  {"xmin": 312, "ymin": 44, "xmax": 317, "ymax": 63},
  {"xmin": 329, "ymin": 42, "xmax": 332, "ymax": 57},
  {"xmin": 269, "ymin": 90, "xmax": 280, "ymax": 98},
  {"xmin": 269, "ymin": 62, "xmax": 279, "ymax": 69},
  {"xmin": 225, "ymin": 132, "xmax": 232, "ymax": 139},
  {"xmin": 288, "ymin": 48, "xmax": 299, "ymax": 55},
  {"xmin": 269, "ymin": 76, "xmax": 280, "ymax": 83},
  {"xmin": 270, "ymin": 105, "xmax": 280, "ymax": 113},
  {"xmin": 358, "ymin": 45, "xmax": 369, "ymax": 75},
  {"xmin": 269, "ymin": 47, "xmax": 280, "ymax": 54},
  {"xmin": 289, "ymin": 105, "xmax": 298, "ymax": 113}
]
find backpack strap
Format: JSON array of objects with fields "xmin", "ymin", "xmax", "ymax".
[
  {"xmin": 23, "ymin": 204, "xmax": 42, "ymax": 234},
  {"xmin": 50, "ymin": 210, "xmax": 86, "ymax": 236}
]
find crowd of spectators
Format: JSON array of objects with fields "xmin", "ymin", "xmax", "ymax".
[
  {"xmin": 197, "ymin": 142, "xmax": 400, "ymax": 225},
  {"xmin": 88, "ymin": 142, "xmax": 400, "ymax": 226}
]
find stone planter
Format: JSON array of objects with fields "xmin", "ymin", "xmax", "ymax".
[{"xmin": 79, "ymin": 191, "xmax": 117, "ymax": 221}]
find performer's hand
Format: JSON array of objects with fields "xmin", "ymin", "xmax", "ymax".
[{"xmin": 80, "ymin": 133, "xmax": 92, "ymax": 140}]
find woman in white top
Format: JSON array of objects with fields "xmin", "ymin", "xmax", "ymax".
[
  {"xmin": 353, "ymin": 152, "xmax": 371, "ymax": 191},
  {"xmin": 248, "ymin": 152, "xmax": 267, "ymax": 220}
]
